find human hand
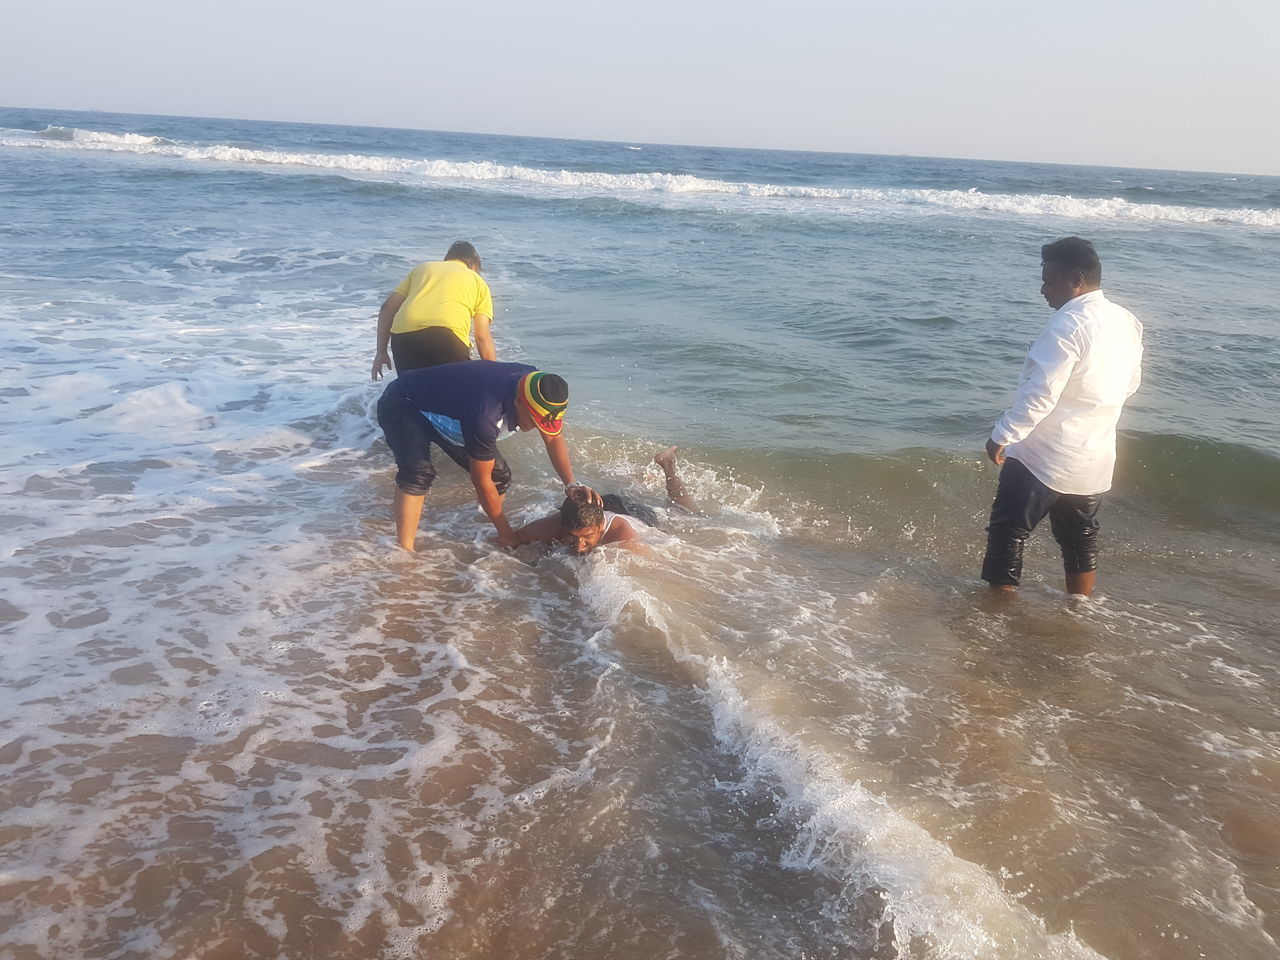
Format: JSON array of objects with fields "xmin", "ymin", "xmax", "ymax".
[
  {"xmin": 985, "ymin": 439, "xmax": 1006, "ymax": 466},
  {"xmin": 565, "ymin": 483, "xmax": 603, "ymax": 507},
  {"xmin": 497, "ymin": 526, "xmax": 522, "ymax": 549},
  {"xmin": 371, "ymin": 351, "xmax": 392, "ymax": 381}
]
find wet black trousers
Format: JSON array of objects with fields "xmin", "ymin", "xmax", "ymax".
[
  {"xmin": 981, "ymin": 458, "xmax": 1101, "ymax": 586},
  {"xmin": 389, "ymin": 327, "xmax": 471, "ymax": 373}
]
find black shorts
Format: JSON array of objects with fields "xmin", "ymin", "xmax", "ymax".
[
  {"xmin": 981, "ymin": 458, "xmax": 1101, "ymax": 586},
  {"xmin": 389, "ymin": 327, "xmax": 471, "ymax": 373},
  {"xmin": 602, "ymin": 494, "xmax": 659, "ymax": 527}
]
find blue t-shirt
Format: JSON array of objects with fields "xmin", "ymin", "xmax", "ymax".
[{"xmin": 394, "ymin": 360, "xmax": 534, "ymax": 461}]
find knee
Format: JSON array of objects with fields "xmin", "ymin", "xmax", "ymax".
[
  {"xmin": 395, "ymin": 466, "xmax": 434, "ymax": 497},
  {"xmin": 1054, "ymin": 527, "xmax": 1099, "ymax": 573}
]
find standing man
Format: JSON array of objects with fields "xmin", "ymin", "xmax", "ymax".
[
  {"xmin": 376, "ymin": 360, "xmax": 596, "ymax": 551},
  {"xmin": 371, "ymin": 240, "xmax": 495, "ymax": 379},
  {"xmin": 982, "ymin": 237, "xmax": 1143, "ymax": 597}
]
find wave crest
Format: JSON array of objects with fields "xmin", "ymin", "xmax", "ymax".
[
  {"xmin": 37, "ymin": 125, "xmax": 166, "ymax": 145},
  {"xmin": 3, "ymin": 125, "xmax": 1278, "ymax": 227}
]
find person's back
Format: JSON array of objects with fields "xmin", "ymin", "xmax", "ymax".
[
  {"xmin": 395, "ymin": 359, "xmax": 529, "ymax": 451},
  {"xmin": 1005, "ymin": 290, "xmax": 1143, "ymax": 495},
  {"xmin": 392, "ymin": 259, "xmax": 491, "ymax": 344},
  {"xmin": 370, "ymin": 240, "xmax": 496, "ymax": 379}
]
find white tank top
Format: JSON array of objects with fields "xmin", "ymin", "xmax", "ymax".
[{"xmin": 600, "ymin": 511, "xmax": 646, "ymax": 541}]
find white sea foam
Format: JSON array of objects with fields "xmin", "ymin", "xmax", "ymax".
[
  {"xmin": 3, "ymin": 122, "xmax": 1277, "ymax": 957},
  {"xmin": 4, "ymin": 125, "xmax": 1278, "ymax": 228},
  {"xmin": 37, "ymin": 124, "xmax": 166, "ymax": 145},
  {"xmin": 556, "ymin": 480, "xmax": 1098, "ymax": 957},
  {"xmin": 697, "ymin": 659, "xmax": 1106, "ymax": 960}
]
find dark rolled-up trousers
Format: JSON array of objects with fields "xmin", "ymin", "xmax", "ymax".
[
  {"xmin": 376, "ymin": 381, "xmax": 511, "ymax": 497},
  {"xmin": 981, "ymin": 457, "xmax": 1101, "ymax": 586}
]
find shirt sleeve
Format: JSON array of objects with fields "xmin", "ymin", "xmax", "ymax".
[
  {"xmin": 1126, "ymin": 343, "xmax": 1143, "ymax": 398},
  {"xmin": 991, "ymin": 317, "xmax": 1083, "ymax": 447},
  {"xmin": 462, "ymin": 412, "xmax": 499, "ymax": 462},
  {"xmin": 393, "ymin": 271, "xmax": 413, "ymax": 297},
  {"xmin": 474, "ymin": 276, "xmax": 493, "ymax": 321}
]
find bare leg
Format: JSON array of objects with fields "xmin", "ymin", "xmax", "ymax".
[
  {"xmin": 653, "ymin": 446, "xmax": 700, "ymax": 514},
  {"xmin": 393, "ymin": 489, "xmax": 425, "ymax": 551},
  {"xmin": 1065, "ymin": 570, "xmax": 1096, "ymax": 597}
]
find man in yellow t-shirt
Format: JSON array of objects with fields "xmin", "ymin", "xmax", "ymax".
[{"xmin": 370, "ymin": 240, "xmax": 495, "ymax": 379}]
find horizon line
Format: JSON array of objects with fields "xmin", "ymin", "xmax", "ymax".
[{"xmin": 3, "ymin": 102, "xmax": 1278, "ymax": 181}]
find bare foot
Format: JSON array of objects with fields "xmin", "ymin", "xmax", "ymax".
[{"xmin": 653, "ymin": 446, "xmax": 678, "ymax": 475}]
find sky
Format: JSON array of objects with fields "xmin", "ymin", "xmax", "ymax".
[{"xmin": 4, "ymin": 0, "xmax": 1279, "ymax": 175}]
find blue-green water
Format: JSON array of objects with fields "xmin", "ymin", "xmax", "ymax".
[{"xmin": 1, "ymin": 107, "xmax": 1277, "ymax": 960}]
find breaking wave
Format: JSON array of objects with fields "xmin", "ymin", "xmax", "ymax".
[{"xmin": 4, "ymin": 125, "xmax": 1279, "ymax": 227}]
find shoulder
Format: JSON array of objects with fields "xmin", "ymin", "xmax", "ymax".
[
  {"xmin": 398, "ymin": 262, "xmax": 427, "ymax": 284},
  {"xmin": 603, "ymin": 516, "xmax": 639, "ymax": 542},
  {"xmin": 1100, "ymin": 294, "xmax": 1142, "ymax": 330},
  {"xmin": 515, "ymin": 514, "xmax": 563, "ymax": 544},
  {"xmin": 1047, "ymin": 300, "xmax": 1093, "ymax": 340},
  {"xmin": 1075, "ymin": 292, "xmax": 1143, "ymax": 339}
]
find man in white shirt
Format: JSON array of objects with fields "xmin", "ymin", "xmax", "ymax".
[{"xmin": 983, "ymin": 237, "xmax": 1143, "ymax": 597}]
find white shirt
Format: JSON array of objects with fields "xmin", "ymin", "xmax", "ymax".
[{"xmin": 992, "ymin": 290, "xmax": 1143, "ymax": 495}]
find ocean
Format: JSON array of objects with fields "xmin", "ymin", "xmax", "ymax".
[{"xmin": 0, "ymin": 107, "xmax": 1277, "ymax": 960}]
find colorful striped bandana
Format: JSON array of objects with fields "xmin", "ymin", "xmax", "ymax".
[{"xmin": 518, "ymin": 371, "xmax": 568, "ymax": 436}]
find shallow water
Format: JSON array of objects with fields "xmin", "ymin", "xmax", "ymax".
[{"xmin": 1, "ymin": 108, "xmax": 1278, "ymax": 959}]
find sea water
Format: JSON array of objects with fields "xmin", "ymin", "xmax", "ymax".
[{"xmin": 1, "ymin": 107, "xmax": 1277, "ymax": 960}]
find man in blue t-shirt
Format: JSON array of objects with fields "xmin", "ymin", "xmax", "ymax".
[{"xmin": 376, "ymin": 360, "xmax": 597, "ymax": 551}]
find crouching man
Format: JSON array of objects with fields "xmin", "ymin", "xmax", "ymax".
[{"xmin": 376, "ymin": 360, "xmax": 596, "ymax": 551}]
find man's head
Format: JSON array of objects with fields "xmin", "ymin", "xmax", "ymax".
[
  {"xmin": 559, "ymin": 488, "xmax": 606, "ymax": 555},
  {"xmin": 1040, "ymin": 237, "xmax": 1102, "ymax": 310},
  {"xmin": 444, "ymin": 240, "xmax": 482, "ymax": 273},
  {"xmin": 514, "ymin": 372, "xmax": 568, "ymax": 436}
]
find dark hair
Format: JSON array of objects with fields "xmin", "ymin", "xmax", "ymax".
[
  {"xmin": 444, "ymin": 240, "xmax": 482, "ymax": 272},
  {"xmin": 538, "ymin": 374, "xmax": 568, "ymax": 405},
  {"xmin": 560, "ymin": 487, "xmax": 604, "ymax": 529},
  {"xmin": 1041, "ymin": 237, "xmax": 1101, "ymax": 286}
]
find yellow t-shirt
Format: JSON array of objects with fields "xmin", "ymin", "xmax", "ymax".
[{"xmin": 390, "ymin": 260, "xmax": 494, "ymax": 346}]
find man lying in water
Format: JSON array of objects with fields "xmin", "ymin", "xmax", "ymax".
[{"xmin": 514, "ymin": 446, "xmax": 699, "ymax": 555}]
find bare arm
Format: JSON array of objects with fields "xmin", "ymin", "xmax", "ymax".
[
  {"xmin": 512, "ymin": 514, "xmax": 563, "ymax": 545},
  {"xmin": 542, "ymin": 432, "xmax": 576, "ymax": 487},
  {"xmin": 541, "ymin": 432, "xmax": 604, "ymax": 506},
  {"xmin": 469, "ymin": 457, "xmax": 518, "ymax": 547},
  {"xmin": 473, "ymin": 314, "xmax": 496, "ymax": 362},
  {"xmin": 372, "ymin": 291, "xmax": 406, "ymax": 380}
]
